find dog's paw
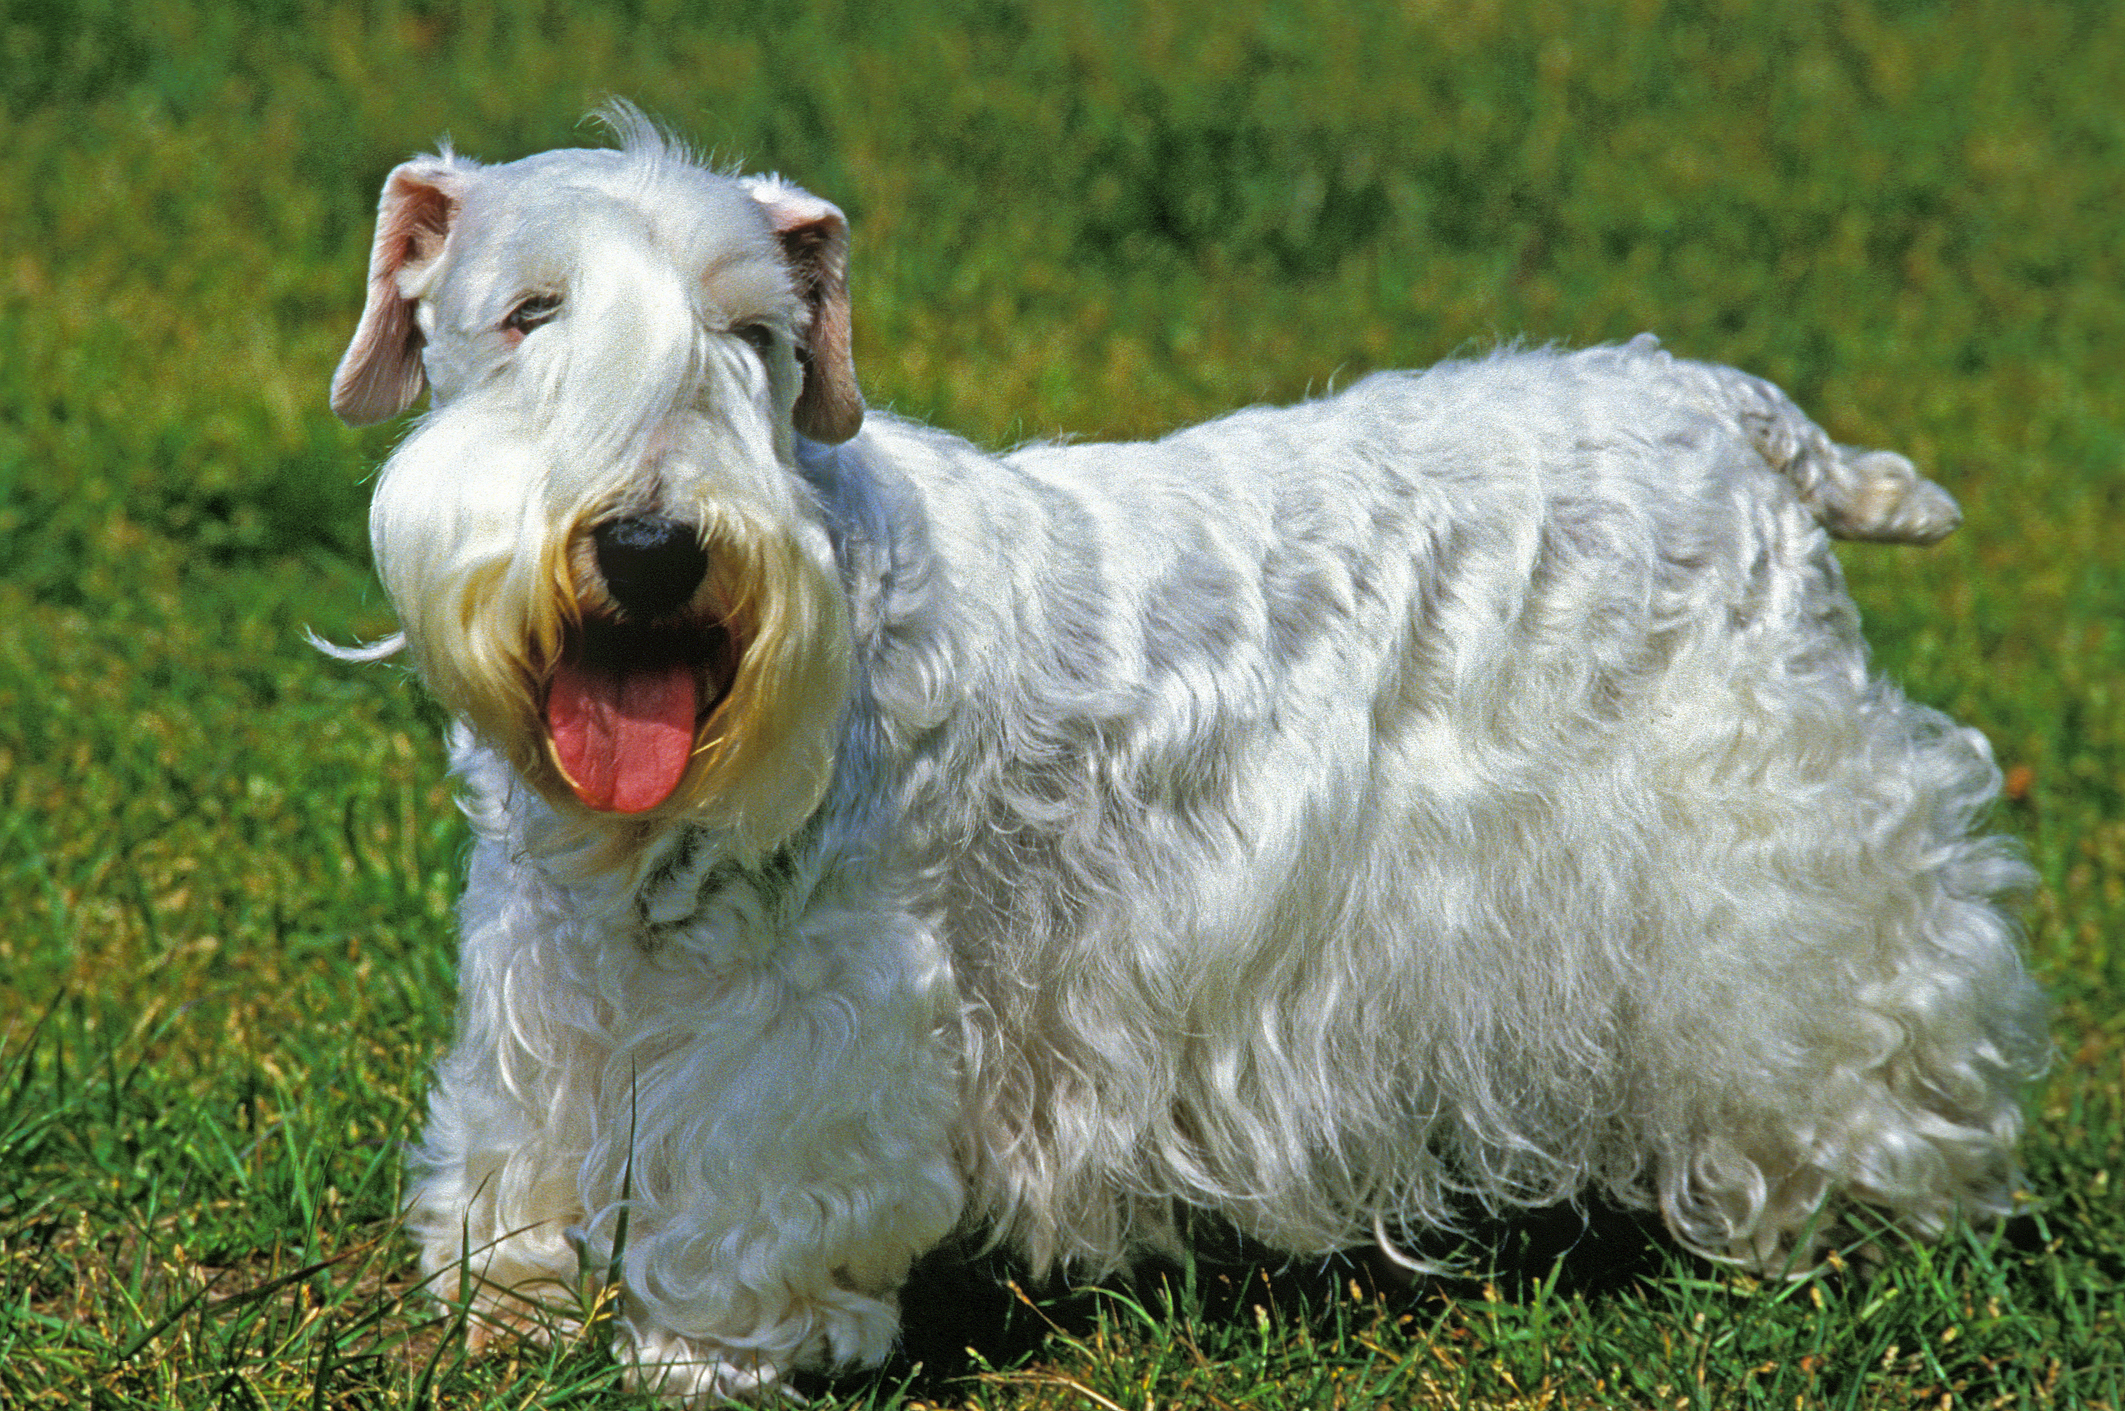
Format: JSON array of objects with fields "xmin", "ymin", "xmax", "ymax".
[
  {"xmin": 619, "ymin": 1289, "xmax": 898, "ymax": 1405},
  {"xmin": 622, "ymin": 1326, "xmax": 796, "ymax": 1405}
]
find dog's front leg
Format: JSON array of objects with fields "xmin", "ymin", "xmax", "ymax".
[
  {"xmin": 584, "ymin": 902, "xmax": 966, "ymax": 1402},
  {"xmin": 407, "ymin": 831, "xmax": 964, "ymax": 1400},
  {"xmin": 402, "ymin": 835, "xmax": 607, "ymax": 1347}
]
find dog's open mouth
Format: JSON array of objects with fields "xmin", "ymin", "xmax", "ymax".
[{"xmin": 544, "ymin": 619, "xmax": 736, "ymax": 814}]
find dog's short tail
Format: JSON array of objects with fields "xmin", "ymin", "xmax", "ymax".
[
  {"xmin": 1796, "ymin": 444, "xmax": 1962, "ymax": 545},
  {"xmin": 1746, "ymin": 401, "xmax": 1963, "ymax": 545},
  {"xmin": 1642, "ymin": 335, "xmax": 1963, "ymax": 545}
]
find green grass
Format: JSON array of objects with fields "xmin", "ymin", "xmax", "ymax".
[{"xmin": 2, "ymin": 0, "xmax": 2120, "ymax": 1405}]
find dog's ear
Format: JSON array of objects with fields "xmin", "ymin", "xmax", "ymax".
[
  {"xmin": 331, "ymin": 157, "xmax": 469, "ymax": 426},
  {"xmin": 746, "ymin": 180, "xmax": 864, "ymax": 445}
]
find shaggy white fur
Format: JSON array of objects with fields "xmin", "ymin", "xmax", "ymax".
[{"xmin": 327, "ymin": 108, "xmax": 2047, "ymax": 1401}]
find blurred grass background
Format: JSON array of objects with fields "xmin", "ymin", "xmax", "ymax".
[{"xmin": 1, "ymin": 0, "xmax": 2119, "ymax": 1405}]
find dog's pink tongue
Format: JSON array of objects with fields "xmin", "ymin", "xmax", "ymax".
[{"xmin": 546, "ymin": 656, "xmax": 696, "ymax": 813}]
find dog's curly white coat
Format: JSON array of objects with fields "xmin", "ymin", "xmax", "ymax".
[{"xmin": 328, "ymin": 110, "xmax": 2046, "ymax": 1400}]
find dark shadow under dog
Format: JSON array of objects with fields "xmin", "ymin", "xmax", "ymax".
[
  {"xmin": 819, "ymin": 1200, "xmax": 2054, "ymax": 1403},
  {"xmin": 809, "ymin": 1199, "xmax": 1684, "ymax": 1401}
]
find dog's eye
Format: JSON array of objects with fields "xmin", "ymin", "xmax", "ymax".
[
  {"xmin": 505, "ymin": 294, "xmax": 563, "ymax": 335},
  {"xmin": 733, "ymin": 322, "xmax": 776, "ymax": 359}
]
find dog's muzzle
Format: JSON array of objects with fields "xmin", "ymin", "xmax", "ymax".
[{"xmin": 543, "ymin": 514, "xmax": 734, "ymax": 816}]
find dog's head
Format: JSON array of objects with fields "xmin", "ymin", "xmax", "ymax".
[{"xmin": 334, "ymin": 106, "xmax": 856, "ymax": 855}]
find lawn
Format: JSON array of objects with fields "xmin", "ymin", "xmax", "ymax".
[{"xmin": 1, "ymin": 0, "xmax": 2119, "ymax": 1405}]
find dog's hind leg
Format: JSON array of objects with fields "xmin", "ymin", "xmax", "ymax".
[{"xmin": 1623, "ymin": 641, "xmax": 2045, "ymax": 1265}]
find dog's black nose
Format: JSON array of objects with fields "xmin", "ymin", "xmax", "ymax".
[{"xmin": 592, "ymin": 516, "xmax": 708, "ymax": 620}]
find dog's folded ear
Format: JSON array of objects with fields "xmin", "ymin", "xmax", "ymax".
[
  {"xmin": 331, "ymin": 156, "xmax": 470, "ymax": 426},
  {"xmin": 745, "ymin": 179, "xmax": 864, "ymax": 445}
]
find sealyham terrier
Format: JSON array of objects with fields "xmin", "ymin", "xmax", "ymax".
[{"xmin": 328, "ymin": 107, "xmax": 2046, "ymax": 1401}]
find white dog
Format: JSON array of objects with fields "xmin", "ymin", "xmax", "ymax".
[{"xmin": 329, "ymin": 108, "xmax": 2045, "ymax": 1401}]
